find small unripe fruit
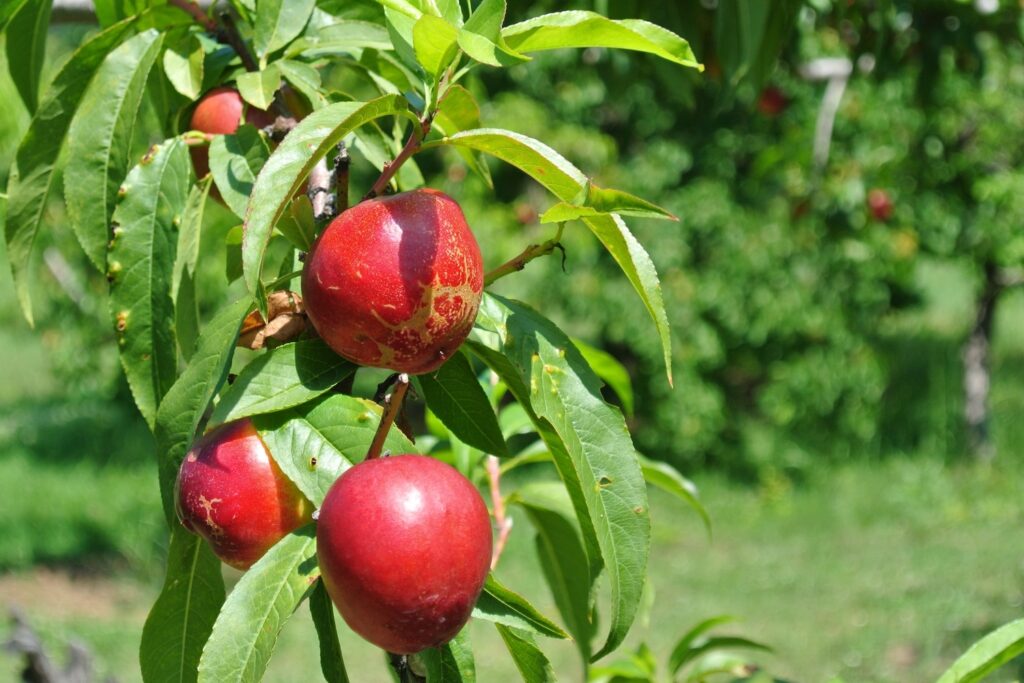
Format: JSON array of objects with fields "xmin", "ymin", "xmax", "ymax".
[
  {"xmin": 301, "ymin": 188, "xmax": 484, "ymax": 374},
  {"xmin": 868, "ymin": 188, "xmax": 894, "ymax": 222},
  {"xmin": 175, "ymin": 419, "xmax": 313, "ymax": 570},
  {"xmin": 188, "ymin": 86, "xmax": 274, "ymax": 181},
  {"xmin": 316, "ymin": 455, "xmax": 492, "ymax": 654}
]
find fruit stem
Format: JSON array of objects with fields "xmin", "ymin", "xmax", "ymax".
[
  {"xmin": 486, "ymin": 455, "xmax": 513, "ymax": 570},
  {"xmin": 366, "ymin": 374, "xmax": 411, "ymax": 460},
  {"xmin": 483, "ymin": 224, "xmax": 566, "ymax": 286},
  {"xmin": 365, "ymin": 115, "xmax": 433, "ymax": 200},
  {"xmin": 167, "ymin": 0, "xmax": 216, "ymax": 31}
]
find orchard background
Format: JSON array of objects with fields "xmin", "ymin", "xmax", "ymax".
[{"xmin": 2, "ymin": 1, "xmax": 1024, "ymax": 682}]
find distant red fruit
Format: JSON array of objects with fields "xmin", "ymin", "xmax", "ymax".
[
  {"xmin": 301, "ymin": 188, "xmax": 484, "ymax": 374},
  {"xmin": 175, "ymin": 419, "xmax": 313, "ymax": 570},
  {"xmin": 757, "ymin": 86, "xmax": 788, "ymax": 117},
  {"xmin": 868, "ymin": 188, "xmax": 894, "ymax": 222},
  {"xmin": 188, "ymin": 86, "xmax": 274, "ymax": 181},
  {"xmin": 316, "ymin": 455, "xmax": 493, "ymax": 654}
]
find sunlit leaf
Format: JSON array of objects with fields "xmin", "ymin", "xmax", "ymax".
[
  {"xmin": 208, "ymin": 125, "xmax": 272, "ymax": 219},
  {"xmin": 467, "ymin": 294, "xmax": 649, "ymax": 659},
  {"xmin": 417, "ymin": 351, "xmax": 508, "ymax": 456},
  {"xmin": 496, "ymin": 625, "xmax": 558, "ymax": 683},
  {"xmin": 472, "ymin": 575, "xmax": 569, "ymax": 639},
  {"xmin": 64, "ymin": 29, "xmax": 164, "ymax": 271},
  {"xmin": 197, "ymin": 525, "xmax": 319, "ymax": 683},
  {"xmin": 254, "ymin": 0, "xmax": 316, "ymax": 60},
  {"xmin": 935, "ymin": 618, "xmax": 1024, "ymax": 683},
  {"xmin": 309, "ymin": 579, "xmax": 350, "ymax": 683},
  {"xmin": 503, "ymin": 11, "xmax": 702, "ymax": 69}
]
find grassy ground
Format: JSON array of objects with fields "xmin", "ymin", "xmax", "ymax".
[{"xmin": 1, "ymin": 459, "xmax": 1022, "ymax": 683}]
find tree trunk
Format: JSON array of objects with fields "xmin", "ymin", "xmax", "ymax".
[{"xmin": 963, "ymin": 260, "xmax": 1000, "ymax": 460}]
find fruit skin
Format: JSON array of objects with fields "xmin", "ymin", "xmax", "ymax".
[
  {"xmin": 868, "ymin": 188, "xmax": 894, "ymax": 222},
  {"xmin": 756, "ymin": 86, "xmax": 788, "ymax": 117},
  {"xmin": 316, "ymin": 455, "xmax": 493, "ymax": 654},
  {"xmin": 188, "ymin": 86, "xmax": 274, "ymax": 181},
  {"xmin": 175, "ymin": 418, "xmax": 313, "ymax": 570},
  {"xmin": 301, "ymin": 188, "xmax": 484, "ymax": 374}
]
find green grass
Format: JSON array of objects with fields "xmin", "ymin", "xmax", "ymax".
[{"xmin": 1, "ymin": 459, "xmax": 1022, "ymax": 682}]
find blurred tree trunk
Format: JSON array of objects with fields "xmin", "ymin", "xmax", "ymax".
[{"xmin": 963, "ymin": 260, "xmax": 1000, "ymax": 461}]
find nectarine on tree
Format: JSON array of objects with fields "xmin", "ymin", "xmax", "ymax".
[
  {"xmin": 315, "ymin": 454, "xmax": 492, "ymax": 654},
  {"xmin": 301, "ymin": 188, "xmax": 484, "ymax": 374},
  {"xmin": 175, "ymin": 418, "xmax": 313, "ymax": 570},
  {"xmin": 188, "ymin": 86, "xmax": 274, "ymax": 181}
]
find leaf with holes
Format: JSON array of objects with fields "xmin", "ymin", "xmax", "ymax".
[{"xmin": 108, "ymin": 137, "xmax": 191, "ymax": 431}]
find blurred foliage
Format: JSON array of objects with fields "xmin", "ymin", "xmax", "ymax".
[{"xmin": 429, "ymin": 0, "xmax": 1024, "ymax": 475}]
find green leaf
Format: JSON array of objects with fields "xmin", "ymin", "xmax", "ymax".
[
  {"xmin": 309, "ymin": 579, "xmax": 350, "ymax": 683},
  {"xmin": 254, "ymin": 0, "xmax": 316, "ymax": 61},
  {"xmin": 421, "ymin": 629, "xmax": 475, "ymax": 682},
  {"xmin": 197, "ymin": 525, "xmax": 319, "ymax": 683},
  {"xmin": 466, "ymin": 294, "xmax": 649, "ymax": 660},
  {"xmin": 935, "ymin": 618, "xmax": 1024, "ymax": 683},
  {"xmin": 210, "ymin": 339, "xmax": 355, "ymax": 425},
  {"xmin": 666, "ymin": 616, "xmax": 736, "ymax": 673},
  {"xmin": 236, "ymin": 63, "xmax": 281, "ymax": 111},
  {"xmin": 5, "ymin": 17, "xmax": 137, "ymax": 324},
  {"xmin": 108, "ymin": 137, "xmax": 191, "ymax": 431},
  {"xmin": 242, "ymin": 95, "xmax": 412, "ymax": 302},
  {"xmin": 418, "ymin": 351, "xmax": 508, "ymax": 456},
  {"xmin": 277, "ymin": 59, "xmax": 328, "ymax": 109},
  {"xmin": 511, "ymin": 482, "xmax": 594, "ymax": 663},
  {"xmin": 276, "ymin": 194, "xmax": 317, "ymax": 251},
  {"xmin": 502, "ymin": 11, "xmax": 702, "ymax": 69},
  {"xmin": 540, "ymin": 184, "xmax": 677, "ymax": 224},
  {"xmin": 292, "ymin": 20, "xmax": 393, "ymax": 57},
  {"xmin": 472, "ymin": 575, "xmax": 568, "ymax": 639},
  {"xmin": 413, "ymin": 14, "xmax": 460, "ymax": 79},
  {"xmin": 572, "ymin": 339, "xmax": 634, "ymax": 417},
  {"xmin": 440, "ymin": 129, "xmax": 672, "ymax": 383},
  {"xmin": 64, "ymin": 29, "xmax": 164, "ymax": 272},
  {"xmin": 5, "ymin": 0, "xmax": 52, "ymax": 112},
  {"xmin": 254, "ymin": 393, "xmax": 418, "ymax": 505},
  {"xmin": 154, "ymin": 297, "xmax": 253, "ymax": 521},
  {"xmin": 638, "ymin": 455, "xmax": 710, "ymax": 535},
  {"xmin": 0, "ymin": 0, "xmax": 29, "ymax": 33},
  {"xmin": 434, "ymin": 85, "xmax": 491, "ymax": 187},
  {"xmin": 208, "ymin": 124, "xmax": 272, "ymax": 219},
  {"xmin": 457, "ymin": 0, "xmax": 527, "ymax": 67},
  {"xmin": 172, "ymin": 176, "xmax": 213, "ymax": 361},
  {"xmin": 671, "ymin": 636, "xmax": 772, "ymax": 674},
  {"xmin": 163, "ymin": 32, "xmax": 205, "ymax": 99},
  {"xmin": 495, "ymin": 626, "xmax": 558, "ymax": 683},
  {"xmin": 140, "ymin": 524, "xmax": 226, "ymax": 683}
]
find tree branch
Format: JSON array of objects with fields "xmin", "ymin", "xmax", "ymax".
[
  {"xmin": 335, "ymin": 143, "xmax": 351, "ymax": 213},
  {"xmin": 484, "ymin": 227, "xmax": 565, "ymax": 286},
  {"xmin": 486, "ymin": 456, "xmax": 513, "ymax": 570},
  {"xmin": 366, "ymin": 374, "xmax": 411, "ymax": 460},
  {"xmin": 365, "ymin": 116, "xmax": 432, "ymax": 200},
  {"xmin": 167, "ymin": 0, "xmax": 216, "ymax": 31}
]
